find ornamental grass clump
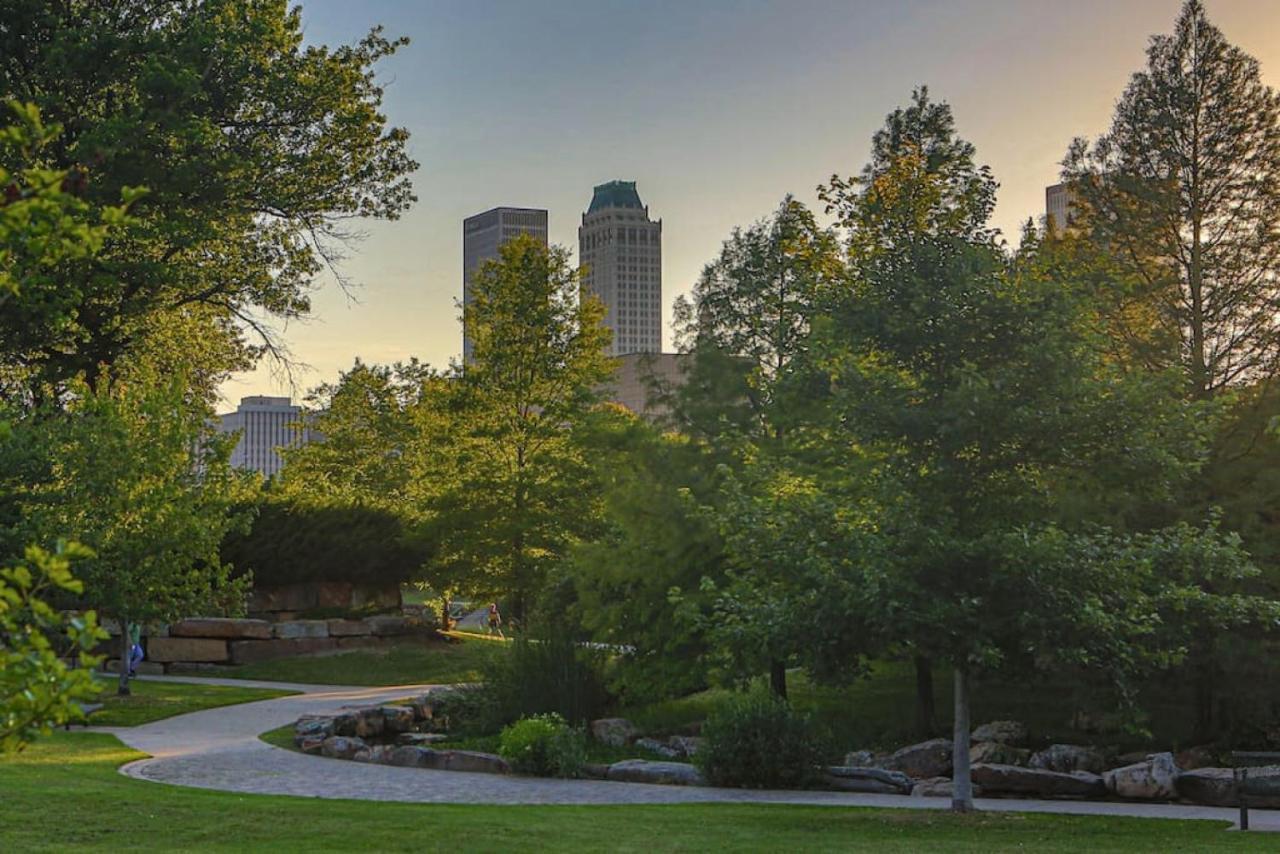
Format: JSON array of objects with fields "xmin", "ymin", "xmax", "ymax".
[
  {"xmin": 696, "ymin": 690, "xmax": 827, "ymax": 789},
  {"xmin": 498, "ymin": 713, "xmax": 587, "ymax": 778}
]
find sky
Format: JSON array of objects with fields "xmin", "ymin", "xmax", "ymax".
[{"xmin": 222, "ymin": 0, "xmax": 1280, "ymax": 406}]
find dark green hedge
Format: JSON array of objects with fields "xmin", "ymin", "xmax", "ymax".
[{"xmin": 221, "ymin": 499, "xmax": 430, "ymax": 587}]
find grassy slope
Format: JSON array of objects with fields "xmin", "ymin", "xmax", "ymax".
[
  {"xmin": 1, "ymin": 733, "xmax": 1267, "ymax": 853},
  {"xmin": 219, "ymin": 638, "xmax": 492, "ymax": 686},
  {"xmin": 90, "ymin": 680, "xmax": 295, "ymax": 727}
]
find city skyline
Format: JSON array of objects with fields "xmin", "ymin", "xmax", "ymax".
[{"xmin": 219, "ymin": 0, "xmax": 1280, "ymax": 404}]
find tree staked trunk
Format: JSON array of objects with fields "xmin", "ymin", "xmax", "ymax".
[
  {"xmin": 117, "ymin": 624, "xmax": 132, "ymax": 697},
  {"xmin": 914, "ymin": 655, "xmax": 935, "ymax": 736},
  {"xmin": 770, "ymin": 659, "xmax": 788, "ymax": 700},
  {"xmin": 951, "ymin": 666, "xmax": 974, "ymax": 812}
]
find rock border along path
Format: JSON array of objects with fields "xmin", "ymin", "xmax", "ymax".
[{"xmin": 93, "ymin": 675, "xmax": 1278, "ymax": 829}]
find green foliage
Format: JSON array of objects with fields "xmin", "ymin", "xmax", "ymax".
[
  {"xmin": 479, "ymin": 633, "xmax": 613, "ymax": 729},
  {"xmin": 1, "ymin": 542, "xmax": 106, "ymax": 752},
  {"xmin": 220, "ymin": 496, "xmax": 429, "ymax": 588},
  {"xmin": 696, "ymin": 690, "xmax": 828, "ymax": 789},
  {"xmin": 498, "ymin": 713, "xmax": 587, "ymax": 778}
]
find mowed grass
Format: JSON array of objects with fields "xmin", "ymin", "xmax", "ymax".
[
  {"xmin": 1, "ymin": 733, "xmax": 1268, "ymax": 853},
  {"xmin": 90, "ymin": 679, "xmax": 295, "ymax": 727},
  {"xmin": 219, "ymin": 637, "xmax": 493, "ymax": 686}
]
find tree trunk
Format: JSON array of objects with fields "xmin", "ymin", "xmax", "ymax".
[
  {"xmin": 117, "ymin": 624, "xmax": 132, "ymax": 697},
  {"xmin": 914, "ymin": 655, "xmax": 935, "ymax": 736},
  {"xmin": 951, "ymin": 666, "xmax": 974, "ymax": 812},
  {"xmin": 770, "ymin": 659, "xmax": 788, "ymax": 700}
]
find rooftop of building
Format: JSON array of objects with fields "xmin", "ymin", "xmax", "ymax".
[{"xmin": 587, "ymin": 180, "xmax": 644, "ymax": 213}]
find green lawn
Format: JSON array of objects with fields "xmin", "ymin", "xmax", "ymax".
[
  {"xmin": 0, "ymin": 732, "xmax": 1267, "ymax": 853},
  {"xmin": 219, "ymin": 637, "xmax": 493, "ymax": 686},
  {"xmin": 90, "ymin": 679, "xmax": 295, "ymax": 727}
]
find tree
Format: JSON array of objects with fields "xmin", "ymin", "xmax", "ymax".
[
  {"xmin": 1, "ymin": 542, "xmax": 105, "ymax": 752},
  {"xmin": 0, "ymin": 1, "xmax": 416, "ymax": 390},
  {"xmin": 1062, "ymin": 0, "xmax": 1280, "ymax": 400},
  {"xmin": 671, "ymin": 197, "xmax": 842, "ymax": 697},
  {"xmin": 10, "ymin": 368, "xmax": 251, "ymax": 695},
  {"xmin": 427, "ymin": 234, "xmax": 614, "ymax": 624}
]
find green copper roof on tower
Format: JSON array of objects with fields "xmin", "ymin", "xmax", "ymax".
[{"xmin": 588, "ymin": 180, "xmax": 644, "ymax": 213}]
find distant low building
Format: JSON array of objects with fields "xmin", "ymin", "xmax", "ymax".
[
  {"xmin": 216, "ymin": 395, "xmax": 313, "ymax": 477},
  {"xmin": 601, "ymin": 352, "xmax": 689, "ymax": 421}
]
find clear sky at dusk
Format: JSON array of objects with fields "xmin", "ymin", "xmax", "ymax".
[{"xmin": 223, "ymin": 0, "xmax": 1280, "ymax": 405}]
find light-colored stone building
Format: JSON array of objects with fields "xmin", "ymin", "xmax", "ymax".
[
  {"xmin": 1045, "ymin": 183, "xmax": 1076, "ymax": 235},
  {"xmin": 462, "ymin": 206, "xmax": 549, "ymax": 361},
  {"xmin": 579, "ymin": 181, "xmax": 662, "ymax": 356},
  {"xmin": 216, "ymin": 395, "xmax": 311, "ymax": 477},
  {"xmin": 601, "ymin": 352, "xmax": 689, "ymax": 421}
]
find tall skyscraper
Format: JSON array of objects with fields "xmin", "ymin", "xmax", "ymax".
[
  {"xmin": 462, "ymin": 206, "xmax": 549, "ymax": 360},
  {"xmin": 1045, "ymin": 183, "xmax": 1075, "ymax": 235},
  {"xmin": 216, "ymin": 396, "xmax": 312, "ymax": 477},
  {"xmin": 579, "ymin": 180, "xmax": 662, "ymax": 356}
]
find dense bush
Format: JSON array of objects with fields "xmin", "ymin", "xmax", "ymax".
[
  {"xmin": 220, "ymin": 498, "xmax": 431, "ymax": 587},
  {"xmin": 479, "ymin": 632, "xmax": 613, "ymax": 729},
  {"xmin": 696, "ymin": 690, "xmax": 828, "ymax": 789},
  {"xmin": 498, "ymin": 713, "xmax": 587, "ymax": 777}
]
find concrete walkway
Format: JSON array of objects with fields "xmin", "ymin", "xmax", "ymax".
[{"xmin": 95, "ymin": 675, "xmax": 1279, "ymax": 830}]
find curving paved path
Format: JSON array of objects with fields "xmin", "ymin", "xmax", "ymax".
[{"xmin": 92, "ymin": 675, "xmax": 1279, "ymax": 829}]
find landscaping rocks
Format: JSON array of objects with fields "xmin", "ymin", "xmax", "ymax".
[
  {"xmin": 606, "ymin": 759, "xmax": 705, "ymax": 786},
  {"xmin": 1028, "ymin": 743, "xmax": 1109, "ymax": 775},
  {"xmin": 970, "ymin": 740, "xmax": 1029, "ymax": 767},
  {"xmin": 1103, "ymin": 752, "xmax": 1179, "ymax": 800},
  {"xmin": 635, "ymin": 737, "xmax": 683, "ymax": 759},
  {"xmin": 354, "ymin": 708, "xmax": 385, "ymax": 739},
  {"xmin": 911, "ymin": 776, "xmax": 985, "ymax": 798},
  {"xmin": 971, "ymin": 720, "xmax": 1028, "ymax": 746},
  {"xmin": 146, "ymin": 637, "xmax": 229, "ymax": 663},
  {"xmin": 581, "ymin": 763, "xmax": 611, "ymax": 780},
  {"xmin": 366, "ymin": 615, "xmax": 409, "ymax": 637},
  {"xmin": 843, "ymin": 750, "xmax": 882, "ymax": 767},
  {"xmin": 1175, "ymin": 745, "xmax": 1216, "ymax": 771},
  {"xmin": 295, "ymin": 716, "xmax": 335, "ymax": 740},
  {"xmin": 387, "ymin": 746, "xmax": 435, "ymax": 767},
  {"xmin": 396, "ymin": 732, "xmax": 449, "ymax": 746},
  {"xmin": 296, "ymin": 736, "xmax": 325, "ymax": 755},
  {"xmin": 331, "ymin": 712, "xmax": 358, "ymax": 737},
  {"xmin": 590, "ymin": 718, "xmax": 638, "ymax": 747},
  {"xmin": 667, "ymin": 736, "xmax": 705, "ymax": 758},
  {"xmin": 882, "ymin": 738, "xmax": 952, "ymax": 779},
  {"xmin": 170, "ymin": 618, "xmax": 273, "ymax": 640},
  {"xmin": 321, "ymin": 736, "xmax": 367, "ymax": 760},
  {"xmin": 353, "ymin": 745, "xmax": 392, "ymax": 764},
  {"xmin": 439, "ymin": 750, "xmax": 511, "ymax": 775},
  {"xmin": 228, "ymin": 637, "xmax": 337, "ymax": 664},
  {"xmin": 326, "ymin": 619, "xmax": 373, "ymax": 637},
  {"xmin": 379, "ymin": 705, "xmax": 416, "ymax": 734},
  {"xmin": 823, "ymin": 766, "xmax": 912, "ymax": 795},
  {"xmin": 1175, "ymin": 765, "xmax": 1280, "ymax": 808},
  {"xmin": 972, "ymin": 763, "xmax": 1107, "ymax": 798},
  {"xmin": 273, "ymin": 620, "xmax": 330, "ymax": 640}
]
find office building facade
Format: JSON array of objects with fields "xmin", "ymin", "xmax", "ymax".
[
  {"xmin": 216, "ymin": 396, "xmax": 311, "ymax": 478},
  {"xmin": 1046, "ymin": 183, "xmax": 1075, "ymax": 235},
  {"xmin": 462, "ymin": 206, "xmax": 549, "ymax": 360},
  {"xmin": 578, "ymin": 181, "xmax": 662, "ymax": 356}
]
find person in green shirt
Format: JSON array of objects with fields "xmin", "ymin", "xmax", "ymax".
[{"xmin": 127, "ymin": 623, "xmax": 144, "ymax": 678}]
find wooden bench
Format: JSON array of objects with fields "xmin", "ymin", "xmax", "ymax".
[
  {"xmin": 1232, "ymin": 751, "xmax": 1280, "ymax": 831},
  {"xmin": 64, "ymin": 702, "xmax": 105, "ymax": 731}
]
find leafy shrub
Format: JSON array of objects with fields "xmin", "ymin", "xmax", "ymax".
[
  {"xmin": 498, "ymin": 713, "xmax": 587, "ymax": 777},
  {"xmin": 480, "ymin": 632, "xmax": 613, "ymax": 729},
  {"xmin": 696, "ymin": 690, "xmax": 828, "ymax": 789}
]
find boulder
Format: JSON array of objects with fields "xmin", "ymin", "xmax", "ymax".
[
  {"xmin": 970, "ymin": 741, "xmax": 1030, "ymax": 767},
  {"xmin": 590, "ymin": 718, "xmax": 638, "ymax": 747},
  {"xmin": 667, "ymin": 736, "xmax": 705, "ymax": 758},
  {"xmin": 273, "ymin": 620, "xmax": 330, "ymax": 640},
  {"xmin": 972, "ymin": 763, "xmax": 1106, "ymax": 798},
  {"xmin": 823, "ymin": 766, "xmax": 912, "ymax": 794},
  {"xmin": 228, "ymin": 637, "xmax": 337, "ymax": 664},
  {"xmin": 1176, "ymin": 765, "xmax": 1280, "ymax": 809},
  {"xmin": 1175, "ymin": 745, "xmax": 1217, "ymax": 771},
  {"xmin": 911, "ymin": 776, "xmax": 985, "ymax": 798},
  {"xmin": 1028, "ymin": 744, "xmax": 1108, "ymax": 775},
  {"xmin": 843, "ymin": 750, "xmax": 879, "ymax": 767},
  {"xmin": 146, "ymin": 637, "xmax": 229, "ymax": 663},
  {"xmin": 396, "ymin": 732, "xmax": 449, "ymax": 746},
  {"xmin": 971, "ymin": 720, "xmax": 1028, "ymax": 746},
  {"xmin": 350, "ymin": 583, "xmax": 402, "ymax": 612},
  {"xmin": 331, "ymin": 712, "xmax": 358, "ymax": 737},
  {"xmin": 169, "ymin": 618, "xmax": 272, "ymax": 640},
  {"xmin": 326, "ymin": 619, "xmax": 373, "ymax": 637},
  {"xmin": 354, "ymin": 708, "xmax": 385, "ymax": 739},
  {"xmin": 1103, "ymin": 752, "xmax": 1179, "ymax": 800},
  {"xmin": 296, "ymin": 736, "xmax": 325, "ymax": 754},
  {"xmin": 606, "ymin": 759, "xmax": 705, "ymax": 786},
  {"xmin": 635, "ymin": 737, "xmax": 682, "ymax": 759},
  {"xmin": 294, "ymin": 716, "xmax": 335, "ymax": 740},
  {"xmin": 320, "ymin": 735, "xmax": 366, "ymax": 760},
  {"xmin": 366, "ymin": 615, "xmax": 409, "ymax": 637},
  {"xmin": 882, "ymin": 738, "xmax": 952, "ymax": 779},
  {"xmin": 387, "ymin": 746, "xmax": 436, "ymax": 767},
  {"xmin": 581, "ymin": 763, "xmax": 611, "ymax": 780},
  {"xmin": 380, "ymin": 705, "xmax": 416, "ymax": 734}
]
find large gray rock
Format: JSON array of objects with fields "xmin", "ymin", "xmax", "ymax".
[
  {"xmin": 273, "ymin": 620, "xmax": 330, "ymax": 639},
  {"xmin": 823, "ymin": 766, "xmax": 912, "ymax": 794},
  {"xmin": 379, "ymin": 705, "xmax": 416, "ymax": 734},
  {"xmin": 606, "ymin": 759, "xmax": 705, "ymax": 786},
  {"xmin": 326, "ymin": 618, "xmax": 373, "ymax": 637},
  {"xmin": 1028, "ymin": 743, "xmax": 1109, "ymax": 775},
  {"xmin": 331, "ymin": 712, "xmax": 358, "ymax": 737},
  {"xmin": 667, "ymin": 736, "xmax": 705, "ymax": 758},
  {"xmin": 296, "ymin": 736, "xmax": 325, "ymax": 754},
  {"xmin": 1175, "ymin": 745, "xmax": 1216, "ymax": 771},
  {"xmin": 1104, "ymin": 752, "xmax": 1179, "ymax": 800},
  {"xmin": 386, "ymin": 746, "xmax": 437, "ymax": 767},
  {"xmin": 843, "ymin": 750, "xmax": 880, "ymax": 767},
  {"xmin": 883, "ymin": 738, "xmax": 952, "ymax": 779},
  {"xmin": 1176, "ymin": 766, "xmax": 1280, "ymax": 808},
  {"xmin": 294, "ymin": 716, "xmax": 335, "ymax": 740},
  {"xmin": 354, "ymin": 708, "xmax": 385, "ymax": 739},
  {"xmin": 440, "ymin": 750, "xmax": 511, "ymax": 774},
  {"xmin": 366, "ymin": 615, "xmax": 409, "ymax": 636},
  {"xmin": 972, "ymin": 763, "xmax": 1106, "ymax": 798},
  {"xmin": 970, "ymin": 741, "xmax": 1030, "ymax": 767},
  {"xmin": 353, "ymin": 745, "xmax": 392, "ymax": 764},
  {"xmin": 635, "ymin": 737, "xmax": 682, "ymax": 759},
  {"xmin": 971, "ymin": 720, "xmax": 1028, "ymax": 746},
  {"xmin": 911, "ymin": 776, "xmax": 985, "ymax": 798},
  {"xmin": 396, "ymin": 732, "xmax": 449, "ymax": 746},
  {"xmin": 320, "ymin": 735, "xmax": 367, "ymax": 760},
  {"xmin": 590, "ymin": 718, "xmax": 638, "ymax": 747},
  {"xmin": 170, "ymin": 617, "xmax": 273, "ymax": 640}
]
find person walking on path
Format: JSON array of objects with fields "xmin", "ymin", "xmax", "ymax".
[
  {"xmin": 127, "ymin": 622, "xmax": 145, "ymax": 678},
  {"xmin": 486, "ymin": 603, "xmax": 504, "ymax": 639}
]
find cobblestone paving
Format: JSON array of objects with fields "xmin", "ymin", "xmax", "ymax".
[{"xmin": 94, "ymin": 676, "xmax": 1278, "ymax": 830}]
